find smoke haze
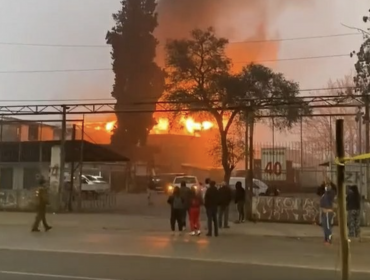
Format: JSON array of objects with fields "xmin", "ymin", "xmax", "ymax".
[{"xmin": 156, "ymin": 0, "xmax": 311, "ymax": 70}]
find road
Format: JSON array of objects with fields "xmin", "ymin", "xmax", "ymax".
[{"xmin": 0, "ymin": 249, "xmax": 368, "ymax": 280}]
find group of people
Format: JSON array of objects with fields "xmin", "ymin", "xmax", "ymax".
[
  {"xmin": 167, "ymin": 178, "xmax": 246, "ymax": 237},
  {"xmin": 317, "ymin": 179, "xmax": 361, "ymax": 244}
]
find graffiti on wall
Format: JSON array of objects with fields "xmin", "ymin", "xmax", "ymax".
[
  {"xmin": 254, "ymin": 196, "xmax": 322, "ymax": 223},
  {"xmin": 0, "ymin": 190, "xmax": 36, "ymax": 210}
]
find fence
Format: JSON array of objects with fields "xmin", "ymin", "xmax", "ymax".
[
  {"xmin": 0, "ymin": 189, "xmax": 117, "ymax": 212},
  {"xmin": 250, "ymin": 109, "xmax": 363, "ymax": 190}
]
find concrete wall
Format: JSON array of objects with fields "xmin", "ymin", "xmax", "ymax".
[{"xmin": 252, "ymin": 196, "xmax": 370, "ymax": 226}]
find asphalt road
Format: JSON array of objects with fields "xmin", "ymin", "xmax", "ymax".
[{"xmin": 0, "ymin": 249, "xmax": 368, "ymax": 280}]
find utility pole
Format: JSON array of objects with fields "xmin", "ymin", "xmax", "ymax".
[
  {"xmin": 78, "ymin": 115, "xmax": 85, "ymax": 211},
  {"xmin": 364, "ymin": 96, "xmax": 370, "ymax": 199},
  {"xmin": 68, "ymin": 124, "xmax": 76, "ymax": 212},
  {"xmin": 356, "ymin": 108, "xmax": 364, "ymax": 195},
  {"xmin": 58, "ymin": 105, "xmax": 67, "ymax": 212},
  {"xmin": 244, "ymin": 109, "xmax": 249, "ymax": 219},
  {"xmin": 248, "ymin": 109, "xmax": 255, "ymax": 198},
  {"xmin": 336, "ymin": 119, "xmax": 350, "ymax": 280}
]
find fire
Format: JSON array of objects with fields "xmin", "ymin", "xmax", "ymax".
[
  {"xmin": 105, "ymin": 121, "xmax": 115, "ymax": 132},
  {"xmin": 152, "ymin": 118, "xmax": 169, "ymax": 134},
  {"xmin": 181, "ymin": 117, "xmax": 214, "ymax": 134},
  {"xmin": 102, "ymin": 116, "xmax": 215, "ymax": 135}
]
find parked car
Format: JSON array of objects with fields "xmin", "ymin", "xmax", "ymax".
[
  {"xmin": 80, "ymin": 175, "xmax": 110, "ymax": 196},
  {"xmin": 151, "ymin": 173, "xmax": 186, "ymax": 193}
]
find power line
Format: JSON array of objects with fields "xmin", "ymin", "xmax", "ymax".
[
  {"xmin": 229, "ymin": 33, "xmax": 361, "ymax": 44},
  {"xmin": 0, "ymin": 87, "xmax": 356, "ymax": 103},
  {"xmin": 0, "ymin": 68, "xmax": 109, "ymax": 74},
  {"xmin": 235, "ymin": 54, "xmax": 349, "ymax": 64},
  {"xmin": 0, "ymin": 53, "xmax": 351, "ymax": 74},
  {"xmin": 0, "ymin": 33, "xmax": 360, "ymax": 49}
]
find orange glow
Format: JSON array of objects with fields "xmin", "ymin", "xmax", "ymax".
[
  {"xmin": 152, "ymin": 118, "xmax": 170, "ymax": 134},
  {"xmin": 99, "ymin": 115, "xmax": 217, "ymax": 136},
  {"xmin": 105, "ymin": 121, "xmax": 115, "ymax": 132},
  {"xmin": 180, "ymin": 117, "xmax": 214, "ymax": 134}
]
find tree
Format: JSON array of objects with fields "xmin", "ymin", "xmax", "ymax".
[
  {"xmin": 106, "ymin": 0, "xmax": 165, "ymax": 152},
  {"xmin": 350, "ymin": 9, "xmax": 370, "ymax": 159},
  {"xmin": 164, "ymin": 27, "xmax": 310, "ymax": 182},
  {"xmin": 209, "ymin": 124, "xmax": 245, "ymax": 171},
  {"xmin": 164, "ymin": 27, "xmax": 238, "ymax": 182},
  {"xmin": 231, "ymin": 64, "xmax": 311, "ymax": 195},
  {"xmin": 299, "ymin": 77, "xmax": 358, "ymax": 162}
]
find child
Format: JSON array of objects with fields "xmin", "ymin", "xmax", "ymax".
[
  {"xmin": 188, "ymin": 186, "xmax": 202, "ymax": 236},
  {"xmin": 167, "ymin": 186, "xmax": 184, "ymax": 234}
]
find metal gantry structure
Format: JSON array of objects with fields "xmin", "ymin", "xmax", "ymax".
[
  {"xmin": 0, "ymin": 94, "xmax": 365, "ymax": 116},
  {"xmin": 0, "ymin": 93, "xmax": 365, "ymax": 212}
]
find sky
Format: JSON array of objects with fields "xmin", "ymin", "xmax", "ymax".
[{"xmin": 0, "ymin": 0, "xmax": 368, "ymax": 129}]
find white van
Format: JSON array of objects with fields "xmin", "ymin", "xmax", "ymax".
[{"xmin": 229, "ymin": 177, "xmax": 269, "ymax": 196}]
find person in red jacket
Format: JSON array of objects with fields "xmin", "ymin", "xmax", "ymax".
[{"xmin": 188, "ymin": 186, "xmax": 202, "ymax": 236}]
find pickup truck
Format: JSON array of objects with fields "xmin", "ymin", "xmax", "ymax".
[{"xmin": 167, "ymin": 175, "xmax": 199, "ymax": 194}]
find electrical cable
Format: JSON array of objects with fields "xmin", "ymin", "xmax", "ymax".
[
  {"xmin": 0, "ymin": 53, "xmax": 351, "ymax": 74},
  {"xmin": 0, "ymin": 86, "xmax": 357, "ymax": 103},
  {"xmin": 0, "ymin": 33, "xmax": 360, "ymax": 48}
]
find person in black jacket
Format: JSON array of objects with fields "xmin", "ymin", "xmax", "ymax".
[
  {"xmin": 32, "ymin": 176, "xmax": 52, "ymax": 232},
  {"xmin": 316, "ymin": 179, "xmax": 337, "ymax": 226},
  {"xmin": 167, "ymin": 186, "xmax": 185, "ymax": 233},
  {"xmin": 234, "ymin": 181, "xmax": 246, "ymax": 223},
  {"xmin": 204, "ymin": 180, "xmax": 219, "ymax": 237},
  {"xmin": 179, "ymin": 181, "xmax": 192, "ymax": 229},
  {"xmin": 347, "ymin": 185, "xmax": 361, "ymax": 239},
  {"xmin": 218, "ymin": 181, "xmax": 232, "ymax": 228}
]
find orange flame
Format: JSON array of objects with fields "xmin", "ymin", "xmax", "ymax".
[
  {"xmin": 103, "ymin": 116, "xmax": 216, "ymax": 135},
  {"xmin": 105, "ymin": 121, "xmax": 115, "ymax": 132}
]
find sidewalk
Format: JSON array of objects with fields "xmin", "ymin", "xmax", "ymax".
[{"xmin": 1, "ymin": 212, "xmax": 370, "ymax": 239}]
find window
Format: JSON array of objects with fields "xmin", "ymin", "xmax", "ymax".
[
  {"xmin": 174, "ymin": 176, "xmax": 196, "ymax": 184},
  {"xmin": 0, "ymin": 168, "xmax": 13, "ymax": 190},
  {"xmin": 23, "ymin": 168, "xmax": 39, "ymax": 189},
  {"xmin": 2, "ymin": 124, "xmax": 20, "ymax": 141},
  {"xmin": 28, "ymin": 124, "xmax": 39, "ymax": 141}
]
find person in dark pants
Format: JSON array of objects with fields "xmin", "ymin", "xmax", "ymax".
[
  {"xmin": 234, "ymin": 181, "xmax": 245, "ymax": 223},
  {"xmin": 347, "ymin": 185, "xmax": 361, "ymax": 240},
  {"xmin": 32, "ymin": 177, "xmax": 52, "ymax": 232},
  {"xmin": 317, "ymin": 179, "xmax": 337, "ymax": 226},
  {"xmin": 167, "ymin": 186, "xmax": 184, "ymax": 234},
  {"xmin": 179, "ymin": 181, "xmax": 191, "ymax": 229},
  {"xmin": 205, "ymin": 180, "xmax": 219, "ymax": 237},
  {"xmin": 320, "ymin": 183, "xmax": 336, "ymax": 244},
  {"xmin": 218, "ymin": 181, "xmax": 232, "ymax": 228},
  {"xmin": 147, "ymin": 177, "xmax": 156, "ymax": 205}
]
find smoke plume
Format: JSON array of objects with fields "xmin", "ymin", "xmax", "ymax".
[{"xmin": 155, "ymin": 0, "xmax": 308, "ymax": 70}]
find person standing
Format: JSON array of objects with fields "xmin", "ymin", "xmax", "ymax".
[
  {"xmin": 167, "ymin": 186, "xmax": 184, "ymax": 234},
  {"xmin": 204, "ymin": 180, "xmax": 219, "ymax": 237},
  {"xmin": 32, "ymin": 176, "xmax": 52, "ymax": 232},
  {"xmin": 202, "ymin": 178, "xmax": 210, "ymax": 199},
  {"xmin": 316, "ymin": 178, "xmax": 337, "ymax": 226},
  {"xmin": 218, "ymin": 181, "xmax": 232, "ymax": 228},
  {"xmin": 147, "ymin": 177, "xmax": 156, "ymax": 205},
  {"xmin": 347, "ymin": 185, "xmax": 361, "ymax": 240},
  {"xmin": 320, "ymin": 183, "xmax": 336, "ymax": 244},
  {"xmin": 234, "ymin": 181, "xmax": 246, "ymax": 223},
  {"xmin": 179, "ymin": 181, "xmax": 191, "ymax": 229},
  {"xmin": 188, "ymin": 186, "xmax": 202, "ymax": 236}
]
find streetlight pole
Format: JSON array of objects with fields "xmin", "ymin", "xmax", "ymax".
[
  {"xmin": 335, "ymin": 119, "xmax": 350, "ymax": 280},
  {"xmin": 58, "ymin": 105, "xmax": 67, "ymax": 212}
]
